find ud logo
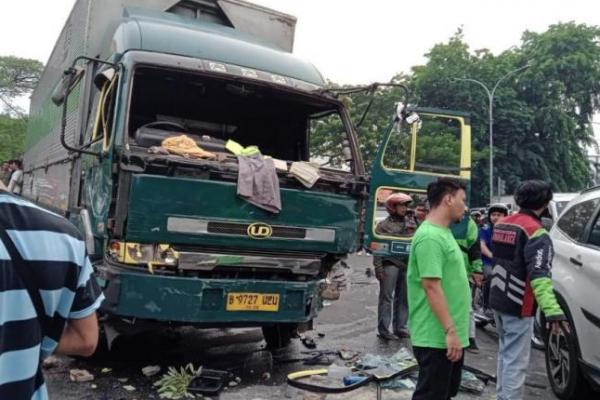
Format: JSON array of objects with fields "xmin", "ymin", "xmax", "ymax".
[{"xmin": 247, "ymin": 223, "xmax": 273, "ymax": 239}]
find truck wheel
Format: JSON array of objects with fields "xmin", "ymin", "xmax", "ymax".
[{"xmin": 262, "ymin": 324, "xmax": 296, "ymax": 349}]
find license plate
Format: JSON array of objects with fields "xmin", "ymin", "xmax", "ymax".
[{"xmin": 226, "ymin": 293, "xmax": 280, "ymax": 312}]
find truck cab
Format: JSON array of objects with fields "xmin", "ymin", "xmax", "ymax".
[{"xmin": 24, "ymin": 0, "xmax": 471, "ymax": 348}]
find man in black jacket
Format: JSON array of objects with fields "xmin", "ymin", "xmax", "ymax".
[{"xmin": 489, "ymin": 180, "xmax": 568, "ymax": 400}]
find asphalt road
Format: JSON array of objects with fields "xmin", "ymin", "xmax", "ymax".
[{"xmin": 45, "ymin": 254, "xmax": 558, "ymax": 399}]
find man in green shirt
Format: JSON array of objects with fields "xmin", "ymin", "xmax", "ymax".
[
  {"xmin": 407, "ymin": 177, "xmax": 471, "ymax": 400},
  {"xmin": 454, "ymin": 215, "xmax": 484, "ymax": 353}
]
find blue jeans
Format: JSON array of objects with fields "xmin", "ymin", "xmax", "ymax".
[{"xmin": 494, "ymin": 311, "xmax": 534, "ymax": 400}]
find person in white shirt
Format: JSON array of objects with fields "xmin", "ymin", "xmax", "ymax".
[{"xmin": 7, "ymin": 159, "xmax": 23, "ymax": 195}]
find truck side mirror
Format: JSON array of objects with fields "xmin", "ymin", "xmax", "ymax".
[
  {"xmin": 395, "ymin": 102, "xmax": 406, "ymax": 120},
  {"xmin": 94, "ymin": 67, "xmax": 116, "ymax": 89},
  {"xmin": 54, "ymin": 56, "xmax": 118, "ymax": 157},
  {"xmin": 342, "ymin": 139, "xmax": 353, "ymax": 162},
  {"xmin": 405, "ymin": 112, "xmax": 421, "ymax": 125},
  {"xmin": 51, "ymin": 66, "xmax": 85, "ymax": 106}
]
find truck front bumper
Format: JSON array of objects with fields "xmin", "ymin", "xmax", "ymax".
[{"xmin": 97, "ymin": 263, "xmax": 322, "ymax": 325}]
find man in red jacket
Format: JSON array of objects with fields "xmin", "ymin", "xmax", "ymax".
[{"xmin": 489, "ymin": 180, "xmax": 568, "ymax": 400}]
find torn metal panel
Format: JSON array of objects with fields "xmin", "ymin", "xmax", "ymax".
[
  {"xmin": 120, "ymin": 149, "xmax": 367, "ymax": 196},
  {"xmin": 177, "ymin": 251, "xmax": 322, "ymax": 275}
]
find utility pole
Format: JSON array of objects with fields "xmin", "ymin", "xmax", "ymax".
[{"xmin": 453, "ymin": 64, "xmax": 530, "ymax": 204}]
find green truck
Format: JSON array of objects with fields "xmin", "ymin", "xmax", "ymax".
[{"xmin": 24, "ymin": 0, "xmax": 472, "ymax": 348}]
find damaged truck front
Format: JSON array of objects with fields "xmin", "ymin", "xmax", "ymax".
[{"xmin": 24, "ymin": 0, "xmax": 367, "ymax": 347}]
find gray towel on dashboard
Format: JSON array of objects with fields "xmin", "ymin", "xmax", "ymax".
[{"xmin": 237, "ymin": 154, "xmax": 282, "ymax": 213}]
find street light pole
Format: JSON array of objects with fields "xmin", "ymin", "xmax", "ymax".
[{"xmin": 454, "ymin": 64, "xmax": 530, "ymax": 204}]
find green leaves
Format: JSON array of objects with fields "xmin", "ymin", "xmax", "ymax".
[
  {"xmin": 0, "ymin": 114, "xmax": 27, "ymax": 163},
  {"xmin": 153, "ymin": 363, "xmax": 202, "ymax": 399},
  {"xmin": 0, "ymin": 56, "xmax": 43, "ymax": 115}
]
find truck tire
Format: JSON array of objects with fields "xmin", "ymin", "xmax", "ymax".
[{"xmin": 262, "ymin": 324, "xmax": 296, "ymax": 349}]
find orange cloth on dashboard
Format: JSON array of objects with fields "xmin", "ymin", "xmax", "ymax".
[{"xmin": 161, "ymin": 135, "xmax": 216, "ymax": 159}]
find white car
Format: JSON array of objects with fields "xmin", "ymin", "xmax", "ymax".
[{"xmin": 544, "ymin": 186, "xmax": 600, "ymax": 399}]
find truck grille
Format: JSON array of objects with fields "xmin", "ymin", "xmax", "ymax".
[
  {"xmin": 167, "ymin": 217, "xmax": 336, "ymax": 243},
  {"xmin": 207, "ymin": 222, "xmax": 305, "ymax": 239}
]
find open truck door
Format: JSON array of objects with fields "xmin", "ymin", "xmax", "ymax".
[{"xmin": 364, "ymin": 105, "xmax": 472, "ymax": 257}]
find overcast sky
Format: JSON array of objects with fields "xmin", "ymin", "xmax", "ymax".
[
  {"xmin": 1, "ymin": 0, "xmax": 599, "ymax": 131},
  {"xmin": 1, "ymin": 0, "xmax": 598, "ymax": 84}
]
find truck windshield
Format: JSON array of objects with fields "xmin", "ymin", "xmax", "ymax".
[
  {"xmin": 127, "ymin": 67, "xmax": 352, "ymax": 170},
  {"xmin": 383, "ymin": 113, "xmax": 463, "ymax": 176}
]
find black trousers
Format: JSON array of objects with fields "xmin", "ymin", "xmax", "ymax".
[{"xmin": 412, "ymin": 346, "xmax": 464, "ymax": 400}]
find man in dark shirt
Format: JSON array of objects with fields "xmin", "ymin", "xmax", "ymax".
[
  {"xmin": 479, "ymin": 203, "xmax": 508, "ymax": 312},
  {"xmin": 374, "ymin": 193, "xmax": 417, "ymax": 340}
]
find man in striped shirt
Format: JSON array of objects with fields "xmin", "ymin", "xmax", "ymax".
[{"xmin": 0, "ymin": 191, "xmax": 104, "ymax": 399}]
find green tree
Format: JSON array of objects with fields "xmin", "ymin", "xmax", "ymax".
[
  {"xmin": 310, "ymin": 78, "xmax": 409, "ymax": 170},
  {"xmin": 312, "ymin": 24, "xmax": 600, "ymax": 206},
  {"xmin": 0, "ymin": 55, "xmax": 43, "ymax": 115},
  {"xmin": 0, "ymin": 114, "xmax": 27, "ymax": 162},
  {"xmin": 0, "ymin": 55, "xmax": 43, "ymax": 163}
]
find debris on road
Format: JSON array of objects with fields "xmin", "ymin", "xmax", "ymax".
[
  {"xmin": 300, "ymin": 330, "xmax": 318, "ymax": 349},
  {"xmin": 123, "ymin": 385, "xmax": 136, "ymax": 392},
  {"xmin": 460, "ymin": 370, "xmax": 486, "ymax": 394},
  {"xmin": 302, "ymin": 393, "xmax": 327, "ymax": 400},
  {"xmin": 42, "ymin": 356, "xmax": 59, "ymax": 370},
  {"xmin": 339, "ymin": 349, "xmax": 359, "ymax": 361},
  {"xmin": 319, "ymin": 261, "xmax": 351, "ymax": 303},
  {"xmin": 381, "ymin": 377, "xmax": 415, "ymax": 390},
  {"xmin": 142, "ymin": 365, "xmax": 162, "ymax": 377},
  {"xmin": 327, "ymin": 363, "xmax": 352, "ymax": 379},
  {"xmin": 354, "ymin": 347, "xmax": 490, "ymax": 395},
  {"xmin": 69, "ymin": 369, "xmax": 94, "ymax": 383},
  {"xmin": 188, "ymin": 368, "xmax": 235, "ymax": 397},
  {"xmin": 321, "ymin": 286, "xmax": 340, "ymax": 301},
  {"xmin": 301, "ymin": 336, "xmax": 317, "ymax": 349},
  {"xmin": 274, "ymin": 349, "xmax": 336, "ymax": 366}
]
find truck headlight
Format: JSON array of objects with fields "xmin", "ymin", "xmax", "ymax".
[{"xmin": 108, "ymin": 241, "xmax": 179, "ymax": 267}]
